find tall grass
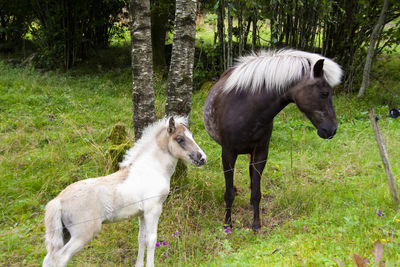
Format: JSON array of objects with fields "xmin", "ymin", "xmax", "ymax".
[{"xmin": 1, "ymin": 54, "xmax": 400, "ymax": 266}]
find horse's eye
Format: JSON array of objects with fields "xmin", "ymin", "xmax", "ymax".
[
  {"xmin": 320, "ymin": 92, "xmax": 329, "ymax": 98},
  {"xmin": 176, "ymin": 136, "xmax": 185, "ymax": 144}
]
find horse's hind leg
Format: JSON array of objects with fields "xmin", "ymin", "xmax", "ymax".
[
  {"xmin": 54, "ymin": 222, "xmax": 101, "ymax": 267},
  {"xmin": 222, "ymin": 148, "xmax": 238, "ymax": 228},
  {"xmin": 53, "ymin": 236, "xmax": 90, "ymax": 267}
]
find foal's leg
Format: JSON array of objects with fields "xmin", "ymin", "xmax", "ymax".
[
  {"xmin": 54, "ymin": 222, "xmax": 101, "ymax": 267},
  {"xmin": 54, "ymin": 236, "xmax": 92, "ymax": 267},
  {"xmin": 135, "ymin": 215, "xmax": 146, "ymax": 267},
  {"xmin": 144, "ymin": 205, "xmax": 162, "ymax": 267},
  {"xmin": 222, "ymin": 148, "xmax": 238, "ymax": 228}
]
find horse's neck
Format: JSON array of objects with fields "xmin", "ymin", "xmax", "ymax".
[
  {"xmin": 128, "ymin": 131, "xmax": 178, "ymax": 182},
  {"xmin": 267, "ymin": 83, "xmax": 302, "ymax": 117},
  {"xmin": 251, "ymin": 90, "xmax": 292, "ymax": 124}
]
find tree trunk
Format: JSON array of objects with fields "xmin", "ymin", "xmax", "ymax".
[
  {"xmin": 129, "ymin": 0, "xmax": 156, "ymax": 140},
  {"xmin": 252, "ymin": 7, "xmax": 257, "ymax": 51},
  {"xmin": 358, "ymin": 0, "xmax": 390, "ymax": 97},
  {"xmin": 243, "ymin": 16, "xmax": 251, "ymax": 51},
  {"xmin": 217, "ymin": 0, "xmax": 226, "ymax": 70},
  {"xmin": 165, "ymin": 0, "xmax": 197, "ymax": 118},
  {"xmin": 237, "ymin": 0, "xmax": 243, "ymax": 56},
  {"xmin": 227, "ymin": 1, "xmax": 233, "ymax": 67}
]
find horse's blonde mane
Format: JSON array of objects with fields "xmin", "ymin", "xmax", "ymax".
[
  {"xmin": 223, "ymin": 49, "xmax": 343, "ymax": 94},
  {"xmin": 119, "ymin": 116, "xmax": 188, "ymax": 168}
]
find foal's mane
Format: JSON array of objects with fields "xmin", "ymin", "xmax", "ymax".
[
  {"xmin": 119, "ymin": 116, "xmax": 188, "ymax": 169},
  {"xmin": 223, "ymin": 49, "xmax": 342, "ymax": 94}
]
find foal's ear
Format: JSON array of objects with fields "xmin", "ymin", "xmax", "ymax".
[
  {"xmin": 167, "ymin": 117, "xmax": 176, "ymax": 134},
  {"xmin": 313, "ymin": 59, "xmax": 324, "ymax": 78}
]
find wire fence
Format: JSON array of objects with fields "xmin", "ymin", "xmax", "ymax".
[{"xmin": 14, "ymin": 156, "xmax": 270, "ymax": 239}]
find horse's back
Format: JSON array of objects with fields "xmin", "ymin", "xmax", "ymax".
[{"xmin": 203, "ymin": 69, "xmax": 279, "ymax": 154}]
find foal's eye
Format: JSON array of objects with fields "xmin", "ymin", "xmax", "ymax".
[
  {"xmin": 176, "ymin": 136, "xmax": 185, "ymax": 144},
  {"xmin": 320, "ymin": 92, "xmax": 329, "ymax": 98}
]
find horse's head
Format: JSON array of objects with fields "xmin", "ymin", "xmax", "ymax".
[
  {"xmin": 166, "ymin": 117, "xmax": 207, "ymax": 166},
  {"xmin": 293, "ymin": 59, "xmax": 338, "ymax": 139}
]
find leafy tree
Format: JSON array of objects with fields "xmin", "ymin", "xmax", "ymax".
[
  {"xmin": 0, "ymin": 0, "xmax": 33, "ymax": 52},
  {"xmin": 150, "ymin": 0, "xmax": 175, "ymax": 73},
  {"xmin": 30, "ymin": 0, "xmax": 125, "ymax": 69}
]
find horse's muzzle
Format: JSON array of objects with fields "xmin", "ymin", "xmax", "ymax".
[
  {"xmin": 189, "ymin": 151, "xmax": 207, "ymax": 166},
  {"xmin": 317, "ymin": 126, "xmax": 337, "ymax": 139}
]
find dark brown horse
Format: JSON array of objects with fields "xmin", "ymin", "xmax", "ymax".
[{"xmin": 203, "ymin": 49, "xmax": 342, "ymax": 231}]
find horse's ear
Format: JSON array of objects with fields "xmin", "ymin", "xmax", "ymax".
[
  {"xmin": 313, "ymin": 59, "xmax": 324, "ymax": 78},
  {"xmin": 167, "ymin": 117, "xmax": 176, "ymax": 134}
]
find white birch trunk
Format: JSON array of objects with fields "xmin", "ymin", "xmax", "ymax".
[
  {"xmin": 165, "ymin": 0, "xmax": 197, "ymax": 118},
  {"xmin": 129, "ymin": 0, "xmax": 155, "ymax": 139}
]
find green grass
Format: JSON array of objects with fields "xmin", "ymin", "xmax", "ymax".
[{"xmin": 1, "ymin": 53, "xmax": 400, "ymax": 266}]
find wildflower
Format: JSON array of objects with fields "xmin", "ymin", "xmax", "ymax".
[
  {"xmin": 395, "ymin": 219, "xmax": 400, "ymax": 223},
  {"xmin": 162, "ymin": 242, "xmax": 167, "ymax": 246},
  {"xmin": 156, "ymin": 242, "xmax": 160, "ymax": 247},
  {"xmin": 172, "ymin": 230, "xmax": 179, "ymax": 237},
  {"xmin": 378, "ymin": 227, "xmax": 382, "ymax": 231},
  {"xmin": 376, "ymin": 210, "xmax": 384, "ymax": 217},
  {"xmin": 381, "ymin": 239, "xmax": 386, "ymax": 243},
  {"xmin": 224, "ymin": 226, "xmax": 231, "ymax": 234}
]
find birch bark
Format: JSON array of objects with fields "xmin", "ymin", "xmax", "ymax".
[
  {"xmin": 165, "ymin": 0, "xmax": 197, "ymax": 118},
  {"xmin": 129, "ymin": 0, "xmax": 155, "ymax": 139}
]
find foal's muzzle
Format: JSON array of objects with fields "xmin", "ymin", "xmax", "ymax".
[{"xmin": 189, "ymin": 151, "xmax": 207, "ymax": 166}]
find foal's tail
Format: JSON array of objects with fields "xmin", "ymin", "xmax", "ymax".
[{"xmin": 44, "ymin": 199, "xmax": 64, "ymax": 254}]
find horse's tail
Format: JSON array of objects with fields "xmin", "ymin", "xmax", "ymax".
[{"xmin": 44, "ymin": 199, "xmax": 64, "ymax": 254}]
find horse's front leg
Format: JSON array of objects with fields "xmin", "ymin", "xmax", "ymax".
[
  {"xmin": 249, "ymin": 148, "xmax": 268, "ymax": 231},
  {"xmin": 249, "ymin": 126, "xmax": 272, "ymax": 231},
  {"xmin": 144, "ymin": 205, "xmax": 162, "ymax": 267},
  {"xmin": 222, "ymin": 148, "xmax": 238, "ymax": 228},
  {"xmin": 135, "ymin": 215, "xmax": 146, "ymax": 267}
]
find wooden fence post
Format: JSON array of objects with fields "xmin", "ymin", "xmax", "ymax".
[{"xmin": 369, "ymin": 108, "xmax": 399, "ymax": 210}]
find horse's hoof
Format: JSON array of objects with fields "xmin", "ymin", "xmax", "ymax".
[
  {"xmin": 252, "ymin": 223, "xmax": 261, "ymax": 233},
  {"xmin": 224, "ymin": 224, "xmax": 232, "ymax": 230}
]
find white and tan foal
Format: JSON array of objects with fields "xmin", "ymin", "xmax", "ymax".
[{"xmin": 43, "ymin": 117, "xmax": 206, "ymax": 267}]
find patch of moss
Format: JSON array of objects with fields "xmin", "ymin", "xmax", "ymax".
[
  {"xmin": 107, "ymin": 143, "xmax": 131, "ymax": 172},
  {"xmin": 108, "ymin": 122, "xmax": 127, "ymax": 145},
  {"xmin": 106, "ymin": 122, "xmax": 131, "ymax": 172}
]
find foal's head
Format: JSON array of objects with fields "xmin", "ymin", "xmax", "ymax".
[
  {"xmin": 292, "ymin": 59, "xmax": 338, "ymax": 139},
  {"xmin": 166, "ymin": 117, "xmax": 207, "ymax": 166}
]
